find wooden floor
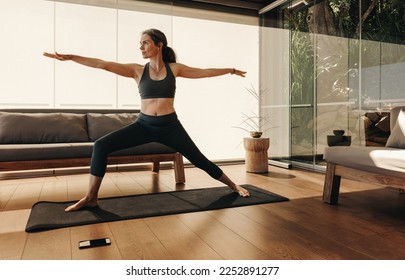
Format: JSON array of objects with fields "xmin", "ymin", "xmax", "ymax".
[{"xmin": 0, "ymin": 164, "xmax": 404, "ymax": 260}]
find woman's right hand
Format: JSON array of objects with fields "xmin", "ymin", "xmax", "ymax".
[
  {"xmin": 43, "ymin": 52, "xmax": 72, "ymax": 61},
  {"xmin": 42, "ymin": 52, "xmax": 139, "ymax": 78}
]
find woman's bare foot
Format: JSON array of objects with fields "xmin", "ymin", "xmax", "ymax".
[
  {"xmin": 217, "ymin": 173, "xmax": 250, "ymax": 197},
  {"xmin": 65, "ymin": 196, "xmax": 98, "ymax": 212},
  {"xmin": 230, "ymin": 185, "xmax": 250, "ymax": 197}
]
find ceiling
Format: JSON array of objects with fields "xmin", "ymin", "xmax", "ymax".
[
  {"xmin": 188, "ymin": 0, "xmax": 277, "ymax": 11},
  {"xmin": 156, "ymin": 0, "xmax": 279, "ymax": 16}
]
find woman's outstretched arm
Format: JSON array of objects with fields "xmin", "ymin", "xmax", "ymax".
[
  {"xmin": 43, "ymin": 52, "xmax": 140, "ymax": 78},
  {"xmin": 172, "ymin": 63, "xmax": 246, "ymax": 79}
]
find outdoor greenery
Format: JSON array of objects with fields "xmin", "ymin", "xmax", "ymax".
[
  {"xmin": 286, "ymin": 0, "xmax": 405, "ymax": 43},
  {"xmin": 285, "ymin": 0, "xmax": 405, "ymax": 154}
]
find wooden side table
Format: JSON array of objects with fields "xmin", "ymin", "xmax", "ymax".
[{"xmin": 243, "ymin": 137, "xmax": 270, "ymax": 173}]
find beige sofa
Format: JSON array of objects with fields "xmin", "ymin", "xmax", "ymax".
[
  {"xmin": 0, "ymin": 109, "xmax": 185, "ymax": 183},
  {"xmin": 323, "ymin": 106, "xmax": 405, "ymax": 204}
]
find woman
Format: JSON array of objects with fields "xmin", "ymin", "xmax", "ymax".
[{"xmin": 44, "ymin": 28, "xmax": 250, "ymax": 212}]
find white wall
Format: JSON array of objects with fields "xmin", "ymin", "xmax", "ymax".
[
  {"xmin": 0, "ymin": 0, "xmax": 259, "ymax": 160},
  {"xmin": 0, "ymin": 0, "xmax": 54, "ymax": 107}
]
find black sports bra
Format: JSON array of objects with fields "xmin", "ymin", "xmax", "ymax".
[{"xmin": 138, "ymin": 62, "xmax": 176, "ymax": 99}]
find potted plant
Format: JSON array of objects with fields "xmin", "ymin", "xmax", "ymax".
[{"xmin": 233, "ymin": 83, "xmax": 270, "ymax": 138}]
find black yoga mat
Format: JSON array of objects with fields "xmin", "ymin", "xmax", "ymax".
[{"xmin": 25, "ymin": 184, "xmax": 288, "ymax": 232}]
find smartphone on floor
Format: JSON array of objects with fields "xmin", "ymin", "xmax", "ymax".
[{"xmin": 79, "ymin": 238, "xmax": 111, "ymax": 249}]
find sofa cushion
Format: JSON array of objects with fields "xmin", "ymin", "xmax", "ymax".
[
  {"xmin": 324, "ymin": 146, "xmax": 405, "ymax": 178},
  {"xmin": 0, "ymin": 143, "xmax": 94, "ymax": 161},
  {"xmin": 0, "ymin": 112, "xmax": 88, "ymax": 144},
  {"xmin": 87, "ymin": 113, "xmax": 138, "ymax": 141},
  {"xmin": 386, "ymin": 109, "xmax": 405, "ymax": 148},
  {"xmin": 0, "ymin": 142, "xmax": 176, "ymax": 161}
]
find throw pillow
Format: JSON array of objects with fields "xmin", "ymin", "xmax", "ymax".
[
  {"xmin": 375, "ymin": 115, "xmax": 391, "ymax": 132},
  {"xmin": 0, "ymin": 112, "xmax": 89, "ymax": 144},
  {"xmin": 386, "ymin": 109, "xmax": 405, "ymax": 148}
]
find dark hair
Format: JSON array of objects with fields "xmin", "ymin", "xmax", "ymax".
[{"xmin": 142, "ymin": 29, "xmax": 177, "ymax": 63}]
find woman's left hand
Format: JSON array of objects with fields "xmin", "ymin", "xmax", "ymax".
[{"xmin": 233, "ymin": 68, "xmax": 246, "ymax": 77}]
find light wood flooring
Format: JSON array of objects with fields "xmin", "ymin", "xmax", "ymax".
[{"xmin": 0, "ymin": 164, "xmax": 404, "ymax": 260}]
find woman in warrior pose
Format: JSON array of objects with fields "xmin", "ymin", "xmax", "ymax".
[{"xmin": 44, "ymin": 28, "xmax": 250, "ymax": 212}]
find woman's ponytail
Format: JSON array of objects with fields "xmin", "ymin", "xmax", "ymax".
[{"xmin": 163, "ymin": 46, "xmax": 176, "ymax": 63}]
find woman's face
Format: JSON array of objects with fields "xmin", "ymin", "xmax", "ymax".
[{"xmin": 139, "ymin": 34, "xmax": 160, "ymax": 59}]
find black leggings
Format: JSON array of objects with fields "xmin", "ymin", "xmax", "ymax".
[{"xmin": 90, "ymin": 112, "xmax": 223, "ymax": 179}]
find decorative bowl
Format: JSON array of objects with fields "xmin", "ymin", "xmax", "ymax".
[
  {"xmin": 250, "ymin": 131, "xmax": 263, "ymax": 138},
  {"xmin": 333, "ymin": 130, "xmax": 345, "ymax": 136}
]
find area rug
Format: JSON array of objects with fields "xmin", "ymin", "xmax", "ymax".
[{"xmin": 25, "ymin": 184, "xmax": 288, "ymax": 232}]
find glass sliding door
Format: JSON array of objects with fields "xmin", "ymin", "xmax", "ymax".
[
  {"xmin": 287, "ymin": 0, "xmax": 361, "ymax": 169},
  {"xmin": 288, "ymin": 3, "xmax": 316, "ymax": 167},
  {"xmin": 260, "ymin": 0, "xmax": 405, "ymax": 170},
  {"xmin": 260, "ymin": 7, "xmax": 291, "ymax": 167}
]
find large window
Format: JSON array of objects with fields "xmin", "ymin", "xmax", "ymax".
[
  {"xmin": 0, "ymin": 0, "xmax": 259, "ymax": 160},
  {"xmin": 260, "ymin": 0, "xmax": 405, "ymax": 169}
]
